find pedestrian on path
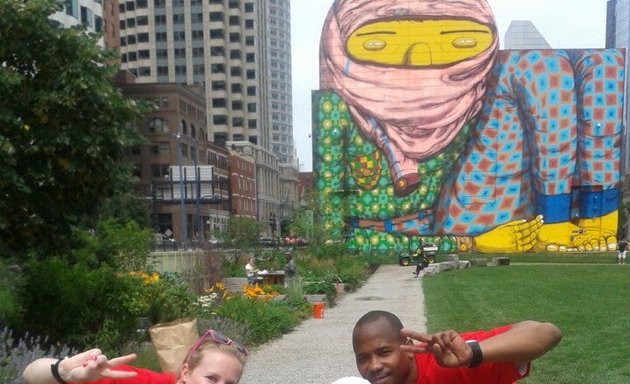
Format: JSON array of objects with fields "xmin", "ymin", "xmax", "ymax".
[
  {"xmin": 617, "ymin": 238, "xmax": 627, "ymax": 264},
  {"xmin": 352, "ymin": 310, "xmax": 562, "ymax": 384}
]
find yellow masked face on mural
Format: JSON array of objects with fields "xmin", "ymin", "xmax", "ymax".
[{"xmin": 346, "ymin": 19, "xmax": 494, "ymax": 67}]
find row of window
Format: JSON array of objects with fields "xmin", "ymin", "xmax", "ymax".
[
  {"xmin": 122, "ymin": 36, "xmax": 256, "ymax": 56},
  {"xmin": 124, "ymin": 63, "xmax": 256, "ymax": 79},
  {"xmin": 121, "ymin": 16, "xmax": 253, "ymax": 31},
  {"xmin": 212, "ymin": 99, "xmax": 257, "ymax": 112},
  {"xmin": 119, "ymin": 0, "xmax": 254, "ymax": 12},
  {"xmin": 212, "ymin": 116, "xmax": 257, "ymax": 129}
]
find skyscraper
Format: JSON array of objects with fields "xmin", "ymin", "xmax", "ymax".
[
  {"xmin": 503, "ymin": 20, "xmax": 551, "ymax": 50},
  {"xmin": 116, "ymin": 0, "xmax": 294, "ymax": 166},
  {"xmin": 606, "ymin": 0, "xmax": 630, "ymax": 173}
]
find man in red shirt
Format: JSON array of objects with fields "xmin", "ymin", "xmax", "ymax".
[{"xmin": 352, "ymin": 311, "xmax": 562, "ymax": 384}]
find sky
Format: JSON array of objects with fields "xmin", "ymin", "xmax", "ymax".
[{"xmin": 290, "ymin": 0, "xmax": 611, "ymax": 171}]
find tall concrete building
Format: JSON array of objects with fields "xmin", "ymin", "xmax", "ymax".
[
  {"xmin": 50, "ymin": 0, "xmax": 121, "ymax": 49},
  {"xmin": 606, "ymin": 0, "xmax": 630, "ymax": 174},
  {"xmin": 116, "ymin": 0, "xmax": 295, "ymax": 166},
  {"xmin": 503, "ymin": 20, "xmax": 551, "ymax": 50}
]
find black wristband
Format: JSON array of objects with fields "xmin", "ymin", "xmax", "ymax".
[
  {"xmin": 466, "ymin": 340, "xmax": 483, "ymax": 368},
  {"xmin": 51, "ymin": 358, "xmax": 68, "ymax": 384}
]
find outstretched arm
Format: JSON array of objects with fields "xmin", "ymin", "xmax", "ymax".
[
  {"xmin": 400, "ymin": 320, "xmax": 562, "ymax": 368},
  {"xmin": 23, "ymin": 349, "xmax": 137, "ymax": 384}
]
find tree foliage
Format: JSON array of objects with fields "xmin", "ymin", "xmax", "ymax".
[
  {"xmin": 0, "ymin": 0, "xmax": 149, "ymax": 259},
  {"xmin": 222, "ymin": 217, "xmax": 264, "ymax": 248}
]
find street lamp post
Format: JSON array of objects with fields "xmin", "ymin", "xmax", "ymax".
[{"xmin": 176, "ymin": 133, "xmax": 187, "ymax": 248}]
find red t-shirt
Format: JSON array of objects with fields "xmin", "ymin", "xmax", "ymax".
[
  {"xmin": 415, "ymin": 326, "xmax": 530, "ymax": 384},
  {"xmin": 70, "ymin": 365, "xmax": 176, "ymax": 384}
]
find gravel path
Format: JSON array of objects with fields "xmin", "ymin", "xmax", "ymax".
[{"xmin": 239, "ymin": 264, "xmax": 426, "ymax": 384}]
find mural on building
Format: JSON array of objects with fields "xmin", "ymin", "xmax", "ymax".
[{"xmin": 313, "ymin": 0, "xmax": 626, "ymax": 253}]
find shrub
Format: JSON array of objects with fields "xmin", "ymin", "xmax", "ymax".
[
  {"xmin": 146, "ymin": 272, "xmax": 197, "ymax": 325},
  {"xmin": 0, "ymin": 260, "xmax": 19, "ymax": 325},
  {"xmin": 14, "ymin": 258, "xmax": 141, "ymax": 353},
  {"xmin": 215, "ymin": 296, "xmax": 298, "ymax": 345},
  {"xmin": 0, "ymin": 327, "xmax": 75, "ymax": 384}
]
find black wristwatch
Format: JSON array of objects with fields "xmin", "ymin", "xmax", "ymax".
[{"xmin": 465, "ymin": 340, "xmax": 483, "ymax": 368}]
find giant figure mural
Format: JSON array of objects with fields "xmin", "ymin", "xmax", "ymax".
[{"xmin": 313, "ymin": 0, "xmax": 626, "ymax": 253}]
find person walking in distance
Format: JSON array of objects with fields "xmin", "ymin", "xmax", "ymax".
[{"xmin": 617, "ymin": 238, "xmax": 627, "ymax": 265}]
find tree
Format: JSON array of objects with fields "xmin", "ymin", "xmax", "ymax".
[
  {"xmin": 222, "ymin": 217, "xmax": 264, "ymax": 248},
  {"xmin": 0, "ymin": 0, "xmax": 149, "ymax": 259}
]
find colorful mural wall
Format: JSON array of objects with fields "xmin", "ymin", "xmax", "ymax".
[{"xmin": 313, "ymin": 0, "xmax": 626, "ymax": 254}]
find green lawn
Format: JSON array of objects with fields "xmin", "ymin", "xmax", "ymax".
[{"xmin": 422, "ymin": 265, "xmax": 630, "ymax": 383}]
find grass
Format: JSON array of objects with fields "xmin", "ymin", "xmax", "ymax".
[{"xmin": 422, "ymin": 264, "xmax": 630, "ymax": 383}]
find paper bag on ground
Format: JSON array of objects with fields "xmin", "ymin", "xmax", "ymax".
[{"xmin": 149, "ymin": 318, "xmax": 199, "ymax": 373}]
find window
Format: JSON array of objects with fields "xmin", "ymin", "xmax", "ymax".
[
  {"xmin": 210, "ymin": 63, "xmax": 225, "ymax": 73},
  {"xmin": 232, "ymin": 117, "xmax": 243, "ymax": 127},
  {"xmin": 232, "ymin": 100, "xmax": 243, "ymax": 110},
  {"xmin": 209, "ymin": 29, "xmax": 224, "ymax": 39},
  {"xmin": 126, "ymin": 17, "xmax": 135, "ymax": 28},
  {"xmin": 230, "ymin": 67, "xmax": 242, "ymax": 76},
  {"xmin": 137, "ymin": 0, "xmax": 148, "ymax": 7},
  {"xmin": 174, "ymin": 48, "xmax": 186, "ymax": 58},
  {"xmin": 209, "ymin": 12, "xmax": 223, "ymax": 22},
  {"xmin": 156, "ymin": 49, "xmax": 168, "ymax": 59},
  {"xmin": 119, "ymin": 19, "xmax": 125, "ymax": 29},
  {"xmin": 120, "ymin": 36, "xmax": 127, "ymax": 46},
  {"xmin": 155, "ymin": 14, "xmax": 166, "ymax": 24},
  {"xmin": 148, "ymin": 117, "xmax": 169, "ymax": 133},
  {"xmin": 247, "ymin": 86, "xmax": 256, "ymax": 96},
  {"xmin": 245, "ymin": 36, "xmax": 254, "ymax": 46},
  {"xmin": 137, "ymin": 15, "xmax": 149, "ymax": 25},
  {"xmin": 154, "ymin": 0, "xmax": 165, "ymax": 7},
  {"xmin": 155, "ymin": 32, "xmax": 167, "ymax": 41},
  {"xmin": 211, "ymin": 81, "xmax": 226, "ymax": 90},
  {"xmin": 210, "ymin": 46, "xmax": 224, "ymax": 56},
  {"xmin": 228, "ymin": 0, "xmax": 239, "ymax": 9},
  {"xmin": 191, "ymin": 13, "xmax": 203, "ymax": 23},
  {"xmin": 247, "ymin": 103, "xmax": 256, "ymax": 112},
  {"xmin": 138, "ymin": 49, "xmax": 150, "ymax": 59},
  {"xmin": 157, "ymin": 66, "xmax": 168, "ymax": 75},
  {"xmin": 248, "ymin": 119, "xmax": 257, "ymax": 129},
  {"xmin": 245, "ymin": 19, "xmax": 254, "ymax": 29},
  {"xmin": 173, "ymin": 14, "xmax": 185, "ymax": 24},
  {"xmin": 128, "ymin": 51, "xmax": 137, "ymax": 61},
  {"xmin": 173, "ymin": 31, "xmax": 185, "ymax": 40},
  {"xmin": 213, "ymin": 115, "xmax": 227, "ymax": 125},
  {"xmin": 193, "ymin": 64, "xmax": 204, "ymax": 75},
  {"xmin": 231, "ymin": 83, "xmax": 242, "ymax": 93},
  {"xmin": 192, "ymin": 47, "xmax": 204, "ymax": 57},
  {"xmin": 138, "ymin": 66, "xmax": 151, "ymax": 76},
  {"xmin": 246, "ymin": 69, "xmax": 255, "ymax": 79},
  {"xmin": 175, "ymin": 65, "xmax": 186, "ymax": 75},
  {"xmin": 192, "ymin": 30, "xmax": 204, "ymax": 40},
  {"xmin": 229, "ymin": 15, "xmax": 240, "ymax": 25},
  {"xmin": 213, "ymin": 98, "xmax": 226, "ymax": 108},
  {"xmin": 229, "ymin": 49, "xmax": 241, "ymax": 60},
  {"xmin": 232, "ymin": 134, "xmax": 244, "ymax": 141},
  {"xmin": 229, "ymin": 32, "xmax": 240, "ymax": 42},
  {"xmin": 245, "ymin": 53, "xmax": 255, "ymax": 62},
  {"xmin": 248, "ymin": 136, "xmax": 257, "ymax": 145},
  {"xmin": 151, "ymin": 164, "xmax": 170, "ymax": 178},
  {"xmin": 245, "ymin": 2, "xmax": 253, "ymax": 12},
  {"xmin": 137, "ymin": 33, "xmax": 149, "ymax": 43},
  {"xmin": 125, "ymin": 1, "xmax": 135, "ymax": 11}
]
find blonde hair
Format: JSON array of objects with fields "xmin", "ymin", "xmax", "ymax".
[{"xmin": 186, "ymin": 340, "xmax": 247, "ymax": 370}]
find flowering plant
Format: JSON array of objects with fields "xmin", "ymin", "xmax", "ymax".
[{"xmin": 241, "ymin": 284, "xmax": 279, "ymax": 301}]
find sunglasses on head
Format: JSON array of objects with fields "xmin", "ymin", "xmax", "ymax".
[{"xmin": 185, "ymin": 329, "xmax": 249, "ymax": 362}]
